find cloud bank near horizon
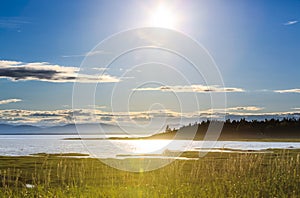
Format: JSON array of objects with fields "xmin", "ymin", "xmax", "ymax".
[{"xmin": 0, "ymin": 106, "xmax": 299, "ymax": 126}]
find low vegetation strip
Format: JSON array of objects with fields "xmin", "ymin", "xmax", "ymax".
[{"xmin": 0, "ymin": 149, "xmax": 299, "ymax": 197}]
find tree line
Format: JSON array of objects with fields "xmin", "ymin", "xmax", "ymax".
[{"xmin": 165, "ymin": 118, "xmax": 300, "ymax": 139}]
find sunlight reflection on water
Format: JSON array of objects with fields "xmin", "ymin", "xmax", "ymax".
[
  {"xmin": 0, "ymin": 135, "xmax": 300, "ymax": 159},
  {"xmin": 112, "ymin": 140, "xmax": 173, "ymax": 154}
]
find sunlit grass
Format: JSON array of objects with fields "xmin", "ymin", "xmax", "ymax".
[{"xmin": 0, "ymin": 150, "xmax": 299, "ymax": 197}]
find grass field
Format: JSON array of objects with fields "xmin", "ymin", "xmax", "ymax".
[{"xmin": 0, "ymin": 149, "xmax": 299, "ymax": 197}]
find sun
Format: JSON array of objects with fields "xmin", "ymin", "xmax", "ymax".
[{"xmin": 148, "ymin": 3, "xmax": 179, "ymax": 29}]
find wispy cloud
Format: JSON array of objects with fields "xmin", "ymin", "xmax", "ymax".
[
  {"xmin": 292, "ymin": 108, "xmax": 300, "ymax": 110},
  {"xmin": 87, "ymin": 105, "xmax": 107, "ymax": 109},
  {"xmin": 62, "ymin": 50, "xmax": 110, "ymax": 58},
  {"xmin": 284, "ymin": 20, "xmax": 298, "ymax": 26},
  {"xmin": 133, "ymin": 85, "xmax": 245, "ymax": 93},
  {"xmin": 196, "ymin": 106, "xmax": 263, "ymax": 116},
  {"xmin": 274, "ymin": 88, "xmax": 300, "ymax": 93},
  {"xmin": 0, "ymin": 60, "xmax": 119, "ymax": 83},
  {"xmin": 198, "ymin": 108, "xmax": 300, "ymax": 119},
  {"xmin": 0, "ymin": 99, "xmax": 22, "ymax": 105},
  {"xmin": 226, "ymin": 106, "xmax": 264, "ymax": 111},
  {"xmin": 0, "ymin": 17, "xmax": 31, "ymax": 29}
]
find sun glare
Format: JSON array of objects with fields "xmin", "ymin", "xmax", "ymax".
[{"xmin": 148, "ymin": 3, "xmax": 179, "ymax": 29}]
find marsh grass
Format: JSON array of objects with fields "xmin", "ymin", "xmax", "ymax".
[{"xmin": 0, "ymin": 150, "xmax": 299, "ymax": 197}]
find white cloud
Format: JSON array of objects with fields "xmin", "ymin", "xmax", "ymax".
[
  {"xmin": 284, "ymin": 20, "xmax": 298, "ymax": 26},
  {"xmin": 0, "ymin": 99, "xmax": 22, "ymax": 105},
  {"xmin": 0, "ymin": 60, "xmax": 119, "ymax": 83},
  {"xmin": 62, "ymin": 50, "xmax": 110, "ymax": 58},
  {"xmin": 133, "ymin": 85, "xmax": 245, "ymax": 93},
  {"xmin": 274, "ymin": 89, "xmax": 300, "ymax": 93}
]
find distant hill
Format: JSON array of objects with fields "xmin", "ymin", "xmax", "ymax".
[
  {"xmin": 0, "ymin": 124, "xmax": 41, "ymax": 134},
  {"xmin": 0, "ymin": 123, "xmax": 136, "ymax": 135}
]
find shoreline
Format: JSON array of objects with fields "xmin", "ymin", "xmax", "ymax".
[
  {"xmin": 1, "ymin": 147, "xmax": 299, "ymax": 159},
  {"xmin": 63, "ymin": 136, "xmax": 300, "ymax": 142}
]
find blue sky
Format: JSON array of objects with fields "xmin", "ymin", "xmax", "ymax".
[{"xmin": 0, "ymin": 0, "xmax": 300, "ymax": 127}]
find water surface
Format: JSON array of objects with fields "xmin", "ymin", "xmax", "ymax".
[{"xmin": 0, "ymin": 135, "xmax": 299, "ymax": 159}]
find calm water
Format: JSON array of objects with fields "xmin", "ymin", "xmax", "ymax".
[{"xmin": 0, "ymin": 135, "xmax": 300, "ymax": 159}]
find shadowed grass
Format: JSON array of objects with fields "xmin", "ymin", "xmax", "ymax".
[{"xmin": 0, "ymin": 150, "xmax": 299, "ymax": 197}]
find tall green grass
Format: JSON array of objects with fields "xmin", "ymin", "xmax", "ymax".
[{"xmin": 0, "ymin": 150, "xmax": 299, "ymax": 197}]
